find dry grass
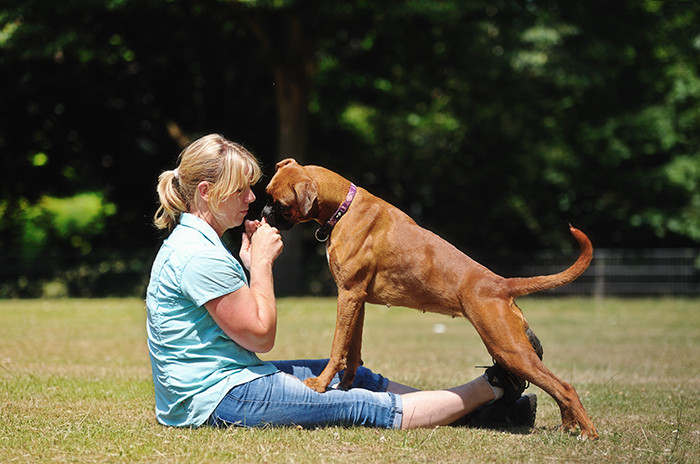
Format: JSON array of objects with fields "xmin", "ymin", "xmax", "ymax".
[{"xmin": 0, "ymin": 297, "xmax": 698, "ymax": 463}]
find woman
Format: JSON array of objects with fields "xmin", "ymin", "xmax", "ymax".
[{"xmin": 146, "ymin": 133, "xmax": 536, "ymax": 429}]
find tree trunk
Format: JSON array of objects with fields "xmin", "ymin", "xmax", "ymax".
[
  {"xmin": 244, "ymin": 11, "xmax": 316, "ymax": 295},
  {"xmin": 271, "ymin": 64, "xmax": 310, "ymax": 295}
]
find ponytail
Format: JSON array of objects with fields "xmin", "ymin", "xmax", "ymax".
[{"xmin": 153, "ymin": 169, "xmax": 188, "ymax": 231}]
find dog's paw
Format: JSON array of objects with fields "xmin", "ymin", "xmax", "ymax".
[
  {"xmin": 303, "ymin": 376, "xmax": 329, "ymax": 393},
  {"xmin": 337, "ymin": 380, "xmax": 353, "ymax": 391},
  {"xmin": 579, "ymin": 428, "xmax": 600, "ymax": 441}
]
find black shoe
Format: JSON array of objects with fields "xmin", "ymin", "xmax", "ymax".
[
  {"xmin": 459, "ymin": 394, "xmax": 537, "ymax": 430},
  {"xmin": 483, "ymin": 362, "xmax": 528, "ymax": 404},
  {"xmin": 509, "ymin": 393, "xmax": 537, "ymax": 428},
  {"xmin": 525, "ymin": 328, "xmax": 544, "ymax": 361}
]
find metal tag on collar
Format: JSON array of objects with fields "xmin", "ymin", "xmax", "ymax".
[{"xmin": 315, "ymin": 227, "xmax": 330, "ymax": 242}]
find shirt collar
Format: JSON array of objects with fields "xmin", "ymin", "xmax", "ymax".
[{"xmin": 179, "ymin": 212, "xmax": 222, "ymax": 246}]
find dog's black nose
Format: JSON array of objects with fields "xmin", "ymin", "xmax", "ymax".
[{"xmin": 261, "ymin": 204, "xmax": 276, "ymax": 226}]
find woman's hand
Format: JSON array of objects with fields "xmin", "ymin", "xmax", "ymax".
[
  {"xmin": 239, "ymin": 220, "xmax": 257, "ymax": 270},
  {"xmin": 240, "ymin": 219, "xmax": 283, "ymax": 270}
]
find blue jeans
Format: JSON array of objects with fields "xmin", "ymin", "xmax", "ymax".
[{"xmin": 206, "ymin": 359, "xmax": 403, "ymax": 429}]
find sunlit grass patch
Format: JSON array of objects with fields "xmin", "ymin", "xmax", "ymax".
[{"xmin": 0, "ymin": 297, "xmax": 698, "ymax": 463}]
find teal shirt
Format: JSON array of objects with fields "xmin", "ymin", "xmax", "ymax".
[{"xmin": 146, "ymin": 213, "xmax": 278, "ymax": 427}]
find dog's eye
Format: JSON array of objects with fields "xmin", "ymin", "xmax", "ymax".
[{"xmin": 276, "ymin": 203, "xmax": 290, "ymax": 213}]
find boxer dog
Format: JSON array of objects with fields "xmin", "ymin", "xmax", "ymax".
[{"xmin": 262, "ymin": 158, "xmax": 598, "ymax": 440}]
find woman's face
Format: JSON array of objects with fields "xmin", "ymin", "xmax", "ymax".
[{"xmin": 211, "ymin": 185, "xmax": 256, "ymax": 235}]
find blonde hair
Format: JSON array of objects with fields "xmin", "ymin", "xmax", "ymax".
[{"xmin": 154, "ymin": 134, "xmax": 262, "ymax": 231}]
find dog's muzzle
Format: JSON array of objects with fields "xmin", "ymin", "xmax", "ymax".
[
  {"xmin": 261, "ymin": 204, "xmax": 276, "ymax": 226},
  {"xmin": 261, "ymin": 203, "xmax": 293, "ymax": 230}
]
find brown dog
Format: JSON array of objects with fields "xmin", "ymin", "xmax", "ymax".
[{"xmin": 262, "ymin": 158, "xmax": 598, "ymax": 440}]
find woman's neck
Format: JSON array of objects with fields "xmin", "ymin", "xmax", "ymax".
[{"xmin": 189, "ymin": 208, "xmax": 224, "ymax": 237}]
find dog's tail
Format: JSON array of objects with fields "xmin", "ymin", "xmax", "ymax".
[{"xmin": 506, "ymin": 225, "xmax": 593, "ymax": 298}]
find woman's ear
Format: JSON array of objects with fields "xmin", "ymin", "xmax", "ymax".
[
  {"xmin": 196, "ymin": 181, "xmax": 210, "ymax": 201},
  {"xmin": 191, "ymin": 181, "xmax": 211, "ymax": 213}
]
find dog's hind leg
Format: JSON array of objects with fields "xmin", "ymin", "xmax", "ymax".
[
  {"xmin": 518, "ymin": 326, "xmax": 597, "ymax": 439},
  {"xmin": 470, "ymin": 300, "xmax": 598, "ymax": 440},
  {"xmin": 512, "ymin": 354, "xmax": 596, "ymax": 439}
]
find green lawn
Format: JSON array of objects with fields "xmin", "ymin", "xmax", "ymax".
[{"xmin": 1, "ymin": 297, "xmax": 698, "ymax": 463}]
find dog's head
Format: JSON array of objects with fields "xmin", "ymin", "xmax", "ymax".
[{"xmin": 261, "ymin": 158, "xmax": 319, "ymax": 230}]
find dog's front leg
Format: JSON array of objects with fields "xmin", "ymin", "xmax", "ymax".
[
  {"xmin": 338, "ymin": 302, "xmax": 365, "ymax": 390},
  {"xmin": 303, "ymin": 291, "xmax": 366, "ymax": 393}
]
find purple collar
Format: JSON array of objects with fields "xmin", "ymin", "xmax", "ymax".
[{"xmin": 315, "ymin": 183, "xmax": 357, "ymax": 242}]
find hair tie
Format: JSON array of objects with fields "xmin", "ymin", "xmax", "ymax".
[{"xmin": 173, "ymin": 168, "xmax": 180, "ymax": 180}]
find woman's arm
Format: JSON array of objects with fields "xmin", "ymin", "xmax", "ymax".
[{"xmin": 205, "ymin": 221, "xmax": 283, "ymax": 353}]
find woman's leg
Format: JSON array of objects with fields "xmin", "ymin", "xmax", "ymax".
[
  {"xmin": 267, "ymin": 359, "xmax": 500, "ymax": 429},
  {"xmin": 387, "ymin": 381, "xmax": 419, "ymax": 394},
  {"xmin": 209, "ymin": 371, "xmax": 497, "ymax": 430},
  {"xmin": 398, "ymin": 375, "xmax": 495, "ymax": 429},
  {"xmin": 387, "ymin": 374, "xmax": 537, "ymax": 430},
  {"xmin": 207, "ymin": 370, "xmax": 402, "ymax": 429}
]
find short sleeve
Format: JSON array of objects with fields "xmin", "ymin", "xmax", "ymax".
[{"xmin": 180, "ymin": 250, "xmax": 247, "ymax": 307}]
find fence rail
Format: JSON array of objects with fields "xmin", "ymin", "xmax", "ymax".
[{"xmin": 495, "ymin": 248, "xmax": 700, "ymax": 297}]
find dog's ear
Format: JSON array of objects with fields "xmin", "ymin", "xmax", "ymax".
[
  {"xmin": 293, "ymin": 181, "xmax": 318, "ymax": 217},
  {"xmin": 275, "ymin": 158, "xmax": 297, "ymax": 171}
]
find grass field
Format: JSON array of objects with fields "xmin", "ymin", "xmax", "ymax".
[{"xmin": 0, "ymin": 297, "xmax": 698, "ymax": 463}]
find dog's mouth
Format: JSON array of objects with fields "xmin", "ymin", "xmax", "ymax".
[{"xmin": 261, "ymin": 202, "xmax": 294, "ymax": 230}]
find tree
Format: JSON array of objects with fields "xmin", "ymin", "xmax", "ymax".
[
  {"xmin": 309, "ymin": 0, "xmax": 700, "ymax": 251},
  {"xmin": 1, "ymin": 0, "xmax": 698, "ymax": 297}
]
